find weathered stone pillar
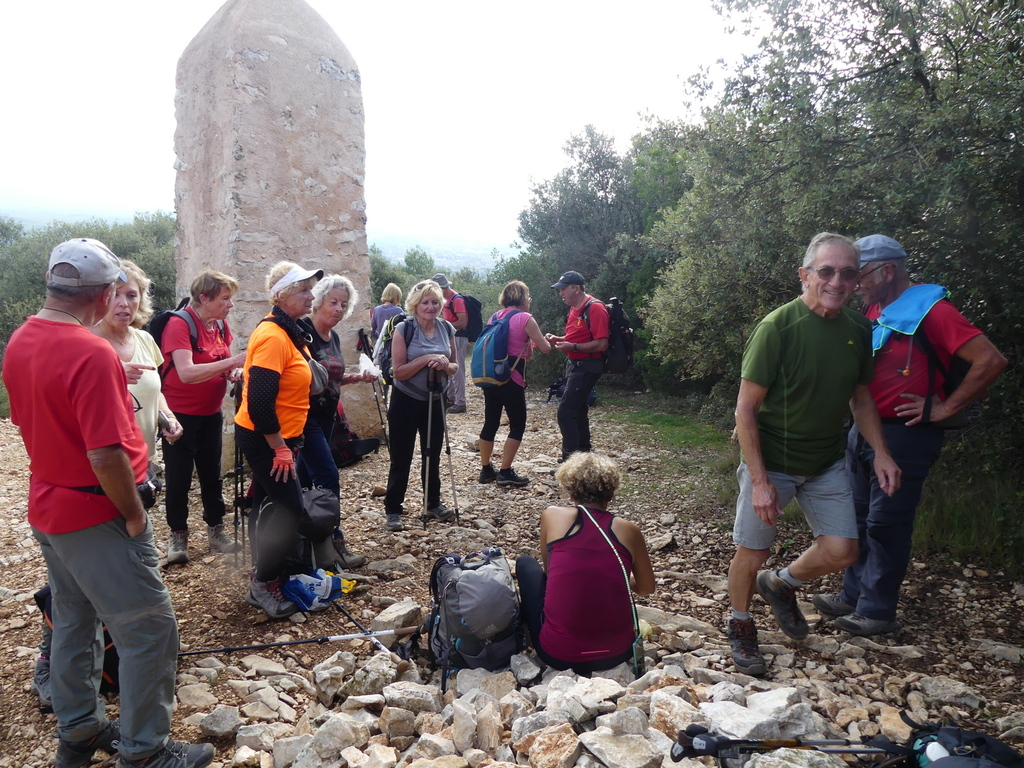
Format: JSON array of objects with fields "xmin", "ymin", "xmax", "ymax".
[{"xmin": 175, "ymin": 0, "xmax": 379, "ymax": 442}]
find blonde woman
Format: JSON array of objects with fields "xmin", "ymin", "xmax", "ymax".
[
  {"xmin": 383, "ymin": 280, "xmax": 458, "ymax": 532},
  {"xmin": 92, "ymin": 260, "xmax": 183, "ymax": 457},
  {"xmin": 371, "ymin": 282, "xmax": 404, "ymax": 344}
]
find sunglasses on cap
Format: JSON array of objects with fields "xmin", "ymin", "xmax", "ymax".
[{"xmin": 807, "ymin": 266, "xmax": 859, "ymax": 282}]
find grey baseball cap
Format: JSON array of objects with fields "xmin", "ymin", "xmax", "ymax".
[{"xmin": 47, "ymin": 238, "xmax": 127, "ymax": 286}]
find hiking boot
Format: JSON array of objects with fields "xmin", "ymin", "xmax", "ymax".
[
  {"xmin": 332, "ymin": 530, "xmax": 366, "ymax": 569},
  {"xmin": 206, "ymin": 524, "xmax": 239, "ymax": 554},
  {"xmin": 447, "ymin": 404, "xmax": 466, "ymax": 414},
  {"xmin": 56, "ymin": 719, "xmax": 120, "ymax": 768},
  {"xmin": 166, "ymin": 530, "xmax": 189, "ymax": 565},
  {"xmin": 496, "ymin": 467, "xmax": 530, "ymax": 487},
  {"xmin": 478, "ymin": 464, "xmax": 497, "ymax": 484},
  {"xmin": 813, "ymin": 592, "xmax": 855, "ymax": 617},
  {"xmin": 426, "ymin": 504, "xmax": 455, "ymax": 522},
  {"xmin": 386, "ymin": 512, "xmax": 405, "ymax": 532},
  {"xmin": 246, "ymin": 578, "xmax": 298, "ymax": 620},
  {"xmin": 834, "ymin": 613, "xmax": 900, "ymax": 637},
  {"xmin": 31, "ymin": 655, "xmax": 51, "ymax": 707},
  {"xmin": 117, "ymin": 739, "xmax": 215, "ymax": 768},
  {"xmin": 756, "ymin": 569, "xmax": 809, "ymax": 640},
  {"xmin": 727, "ymin": 618, "xmax": 766, "ymax": 676}
]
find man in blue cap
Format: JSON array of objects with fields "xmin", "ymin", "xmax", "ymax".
[{"xmin": 814, "ymin": 234, "xmax": 1007, "ymax": 636}]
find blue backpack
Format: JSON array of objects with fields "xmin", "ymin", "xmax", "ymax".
[{"xmin": 471, "ymin": 310, "xmax": 523, "ymax": 387}]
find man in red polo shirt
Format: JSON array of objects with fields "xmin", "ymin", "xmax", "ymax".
[
  {"xmin": 3, "ymin": 238, "xmax": 213, "ymax": 768},
  {"xmin": 545, "ymin": 271, "xmax": 609, "ymax": 461}
]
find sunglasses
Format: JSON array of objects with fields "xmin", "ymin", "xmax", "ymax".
[
  {"xmin": 807, "ymin": 266, "xmax": 859, "ymax": 282},
  {"xmin": 857, "ymin": 263, "xmax": 886, "ymax": 283}
]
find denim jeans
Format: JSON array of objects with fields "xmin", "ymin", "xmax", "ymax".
[
  {"xmin": 298, "ymin": 414, "xmax": 339, "ymax": 497},
  {"xmin": 841, "ymin": 423, "xmax": 943, "ymax": 620}
]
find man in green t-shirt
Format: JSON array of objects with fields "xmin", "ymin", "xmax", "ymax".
[{"xmin": 727, "ymin": 232, "xmax": 901, "ymax": 677}]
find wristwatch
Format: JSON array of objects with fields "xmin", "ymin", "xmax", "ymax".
[{"xmin": 573, "ymin": 343, "xmax": 579, "ymax": 352}]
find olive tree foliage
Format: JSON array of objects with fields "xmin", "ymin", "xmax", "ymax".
[
  {"xmin": 646, "ymin": 0, "xmax": 1024, "ymax": 414},
  {"xmin": 0, "ymin": 213, "xmax": 177, "ymax": 348}
]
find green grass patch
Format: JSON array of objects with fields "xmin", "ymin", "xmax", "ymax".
[{"xmin": 600, "ymin": 392, "xmax": 731, "ymax": 451}]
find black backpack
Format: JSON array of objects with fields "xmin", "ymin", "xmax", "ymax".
[
  {"xmin": 582, "ymin": 296, "xmax": 634, "ymax": 374},
  {"xmin": 869, "ymin": 714, "xmax": 1024, "ymax": 768},
  {"xmin": 35, "ymin": 585, "xmax": 119, "ymax": 695},
  {"xmin": 145, "ymin": 298, "xmax": 226, "ymax": 380},
  {"xmin": 450, "ymin": 293, "xmax": 484, "ymax": 342},
  {"xmin": 912, "ymin": 328, "xmax": 980, "ymax": 429}
]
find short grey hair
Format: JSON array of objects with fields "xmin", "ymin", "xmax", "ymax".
[
  {"xmin": 870, "ymin": 258, "xmax": 908, "ymax": 281},
  {"xmin": 802, "ymin": 232, "xmax": 859, "ymax": 269},
  {"xmin": 311, "ymin": 274, "xmax": 358, "ymax": 319},
  {"xmin": 46, "ymin": 263, "xmax": 111, "ymax": 303}
]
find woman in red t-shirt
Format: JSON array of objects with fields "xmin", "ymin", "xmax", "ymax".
[{"xmin": 160, "ymin": 270, "xmax": 246, "ymax": 566}]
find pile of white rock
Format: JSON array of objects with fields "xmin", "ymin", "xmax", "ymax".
[{"xmin": 176, "ymin": 604, "xmax": 1023, "ymax": 768}]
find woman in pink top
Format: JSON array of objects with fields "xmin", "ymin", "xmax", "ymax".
[
  {"xmin": 516, "ymin": 453, "xmax": 655, "ymax": 674},
  {"xmin": 477, "ymin": 281, "xmax": 552, "ymax": 487}
]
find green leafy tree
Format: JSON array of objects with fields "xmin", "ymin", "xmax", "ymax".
[
  {"xmin": 368, "ymin": 244, "xmax": 412, "ymax": 310},
  {"xmin": 403, "ymin": 246, "xmax": 436, "ymax": 279}
]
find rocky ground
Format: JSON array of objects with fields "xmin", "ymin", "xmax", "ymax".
[{"xmin": 0, "ymin": 385, "xmax": 1022, "ymax": 768}]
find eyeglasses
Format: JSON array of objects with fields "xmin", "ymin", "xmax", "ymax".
[
  {"xmin": 856, "ymin": 263, "xmax": 886, "ymax": 284},
  {"xmin": 807, "ymin": 266, "xmax": 859, "ymax": 282}
]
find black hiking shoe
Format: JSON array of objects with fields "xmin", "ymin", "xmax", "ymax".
[
  {"xmin": 756, "ymin": 569, "xmax": 809, "ymax": 640},
  {"xmin": 117, "ymin": 739, "xmax": 215, "ymax": 768},
  {"xmin": 479, "ymin": 464, "xmax": 497, "ymax": 484},
  {"xmin": 727, "ymin": 618, "xmax": 766, "ymax": 676},
  {"xmin": 55, "ymin": 719, "xmax": 120, "ymax": 768},
  {"xmin": 834, "ymin": 613, "xmax": 900, "ymax": 636},
  {"xmin": 496, "ymin": 467, "xmax": 530, "ymax": 487},
  {"xmin": 426, "ymin": 504, "xmax": 455, "ymax": 522},
  {"xmin": 812, "ymin": 592, "xmax": 855, "ymax": 617}
]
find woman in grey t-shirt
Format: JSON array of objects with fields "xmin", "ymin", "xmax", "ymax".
[{"xmin": 383, "ymin": 280, "xmax": 459, "ymax": 532}]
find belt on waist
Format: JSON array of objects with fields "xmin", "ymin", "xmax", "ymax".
[
  {"xmin": 71, "ymin": 485, "xmax": 105, "ymax": 495},
  {"xmin": 880, "ymin": 417, "xmax": 912, "ymax": 425}
]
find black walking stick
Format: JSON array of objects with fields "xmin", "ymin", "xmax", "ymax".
[
  {"xmin": 437, "ymin": 382, "xmax": 461, "ymax": 526},
  {"xmin": 672, "ymin": 725, "xmax": 894, "ymax": 766},
  {"xmin": 178, "ymin": 626, "xmax": 418, "ymax": 657},
  {"xmin": 357, "ymin": 328, "xmax": 390, "ymax": 451}
]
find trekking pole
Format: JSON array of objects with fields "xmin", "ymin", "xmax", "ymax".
[
  {"xmin": 423, "ymin": 368, "xmax": 438, "ymax": 529},
  {"xmin": 438, "ymin": 381, "xmax": 461, "ymax": 526},
  {"xmin": 671, "ymin": 725, "xmax": 892, "ymax": 765},
  {"xmin": 331, "ymin": 600, "xmax": 406, "ymax": 661},
  {"xmin": 178, "ymin": 626, "xmax": 418, "ymax": 657},
  {"xmin": 358, "ymin": 328, "xmax": 390, "ymax": 451}
]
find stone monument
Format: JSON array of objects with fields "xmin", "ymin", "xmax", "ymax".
[{"xmin": 175, "ymin": 0, "xmax": 378, "ymax": 438}]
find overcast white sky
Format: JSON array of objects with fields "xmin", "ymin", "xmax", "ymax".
[{"xmin": 0, "ymin": 1, "xmax": 745, "ymax": 251}]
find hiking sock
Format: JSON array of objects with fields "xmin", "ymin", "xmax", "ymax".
[
  {"xmin": 778, "ymin": 566, "xmax": 803, "ymax": 588},
  {"xmin": 731, "ymin": 610, "xmax": 751, "ymax": 622}
]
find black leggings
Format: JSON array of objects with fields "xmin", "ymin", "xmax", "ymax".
[
  {"xmin": 515, "ymin": 555, "xmax": 633, "ymax": 675},
  {"xmin": 480, "ymin": 383, "xmax": 527, "ymax": 442},
  {"xmin": 236, "ymin": 425, "xmax": 303, "ymax": 582},
  {"xmin": 384, "ymin": 388, "xmax": 445, "ymax": 515}
]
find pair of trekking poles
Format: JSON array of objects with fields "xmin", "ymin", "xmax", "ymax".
[
  {"xmin": 672, "ymin": 724, "xmax": 898, "ymax": 767},
  {"xmin": 423, "ymin": 367, "xmax": 460, "ymax": 527}
]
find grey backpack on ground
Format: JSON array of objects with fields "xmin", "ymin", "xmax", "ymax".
[{"xmin": 415, "ymin": 547, "xmax": 523, "ymax": 691}]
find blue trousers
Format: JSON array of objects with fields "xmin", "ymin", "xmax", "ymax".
[
  {"xmin": 34, "ymin": 518, "xmax": 178, "ymax": 760},
  {"xmin": 298, "ymin": 414, "xmax": 340, "ymax": 497},
  {"xmin": 841, "ymin": 423, "xmax": 943, "ymax": 621}
]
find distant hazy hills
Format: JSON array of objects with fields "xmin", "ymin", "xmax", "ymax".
[{"xmin": 3, "ymin": 203, "xmax": 514, "ymax": 272}]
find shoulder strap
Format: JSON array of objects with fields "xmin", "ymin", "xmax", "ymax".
[
  {"xmin": 577, "ymin": 505, "xmax": 639, "ymax": 635},
  {"xmin": 580, "ymin": 299, "xmax": 596, "ymax": 330},
  {"xmin": 910, "ymin": 324, "xmax": 949, "ymax": 423}
]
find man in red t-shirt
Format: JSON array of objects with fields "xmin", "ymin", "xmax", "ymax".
[
  {"xmin": 545, "ymin": 271, "xmax": 610, "ymax": 461},
  {"xmin": 3, "ymin": 238, "xmax": 213, "ymax": 766},
  {"xmin": 432, "ymin": 273, "xmax": 469, "ymax": 413},
  {"xmin": 813, "ymin": 235, "xmax": 1007, "ymax": 637}
]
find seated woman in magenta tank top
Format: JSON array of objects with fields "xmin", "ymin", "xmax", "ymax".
[{"xmin": 516, "ymin": 453, "xmax": 655, "ymax": 674}]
